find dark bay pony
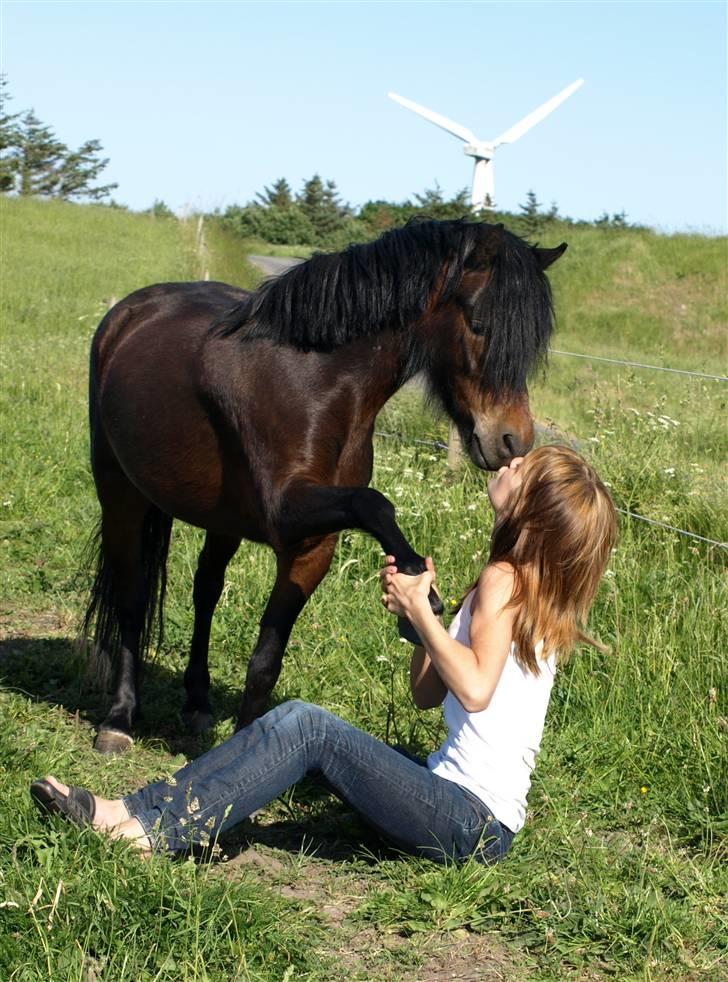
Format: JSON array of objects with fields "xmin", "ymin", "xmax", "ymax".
[{"xmin": 85, "ymin": 219, "xmax": 566, "ymax": 753}]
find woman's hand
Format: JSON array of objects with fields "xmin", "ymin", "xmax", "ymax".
[{"xmin": 380, "ymin": 555, "xmax": 437, "ymax": 619}]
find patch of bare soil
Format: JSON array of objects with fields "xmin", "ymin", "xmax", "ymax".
[
  {"xmin": 0, "ymin": 604, "xmax": 67, "ymax": 641},
  {"xmin": 220, "ymin": 841, "xmax": 532, "ymax": 980},
  {"xmin": 409, "ymin": 930, "xmax": 525, "ymax": 981}
]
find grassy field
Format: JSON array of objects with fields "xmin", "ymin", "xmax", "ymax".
[{"xmin": 1, "ymin": 197, "xmax": 726, "ymax": 980}]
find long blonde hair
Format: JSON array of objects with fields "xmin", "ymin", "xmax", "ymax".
[{"xmin": 488, "ymin": 445, "xmax": 617, "ymax": 673}]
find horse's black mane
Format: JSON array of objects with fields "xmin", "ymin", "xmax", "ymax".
[{"xmin": 213, "ymin": 218, "xmax": 555, "ymax": 393}]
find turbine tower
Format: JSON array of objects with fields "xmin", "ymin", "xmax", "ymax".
[{"xmin": 388, "ymin": 79, "xmax": 583, "ymax": 211}]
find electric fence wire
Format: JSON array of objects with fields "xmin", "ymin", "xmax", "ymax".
[{"xmin": 549, "ymin": 349, "xmax": 728, "ymax": 382}]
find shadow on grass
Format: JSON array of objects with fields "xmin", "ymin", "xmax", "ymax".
[
  {"xmin": 221, "ymin": 810, "xmax": 396, "ymax": 866},
  {"xmin": 1, "ymin": 636, "xmax": 404, "ymax": 865},
  {"xmin": 0, "ymin": 634, "xmax": 249, "ymax": 757}
]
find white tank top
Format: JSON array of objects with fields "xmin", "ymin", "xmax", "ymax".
[{"xmin": 427, "ymin": 590, "xmax": 556, "ymax": 833}]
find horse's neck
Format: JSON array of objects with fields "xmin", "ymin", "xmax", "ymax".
[{"xmin": 348, "ymin": 330, "xmax": 418, "ymax": 418}]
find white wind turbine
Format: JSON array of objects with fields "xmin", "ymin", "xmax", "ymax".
[{"xmin": 388, "ymin": 79, "xmax": 584, "ymax": 211}]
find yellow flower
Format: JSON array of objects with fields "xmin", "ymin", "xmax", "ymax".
[{"xmin": 640, "ymin": 786, "xmax": 648, "ymax": 794}]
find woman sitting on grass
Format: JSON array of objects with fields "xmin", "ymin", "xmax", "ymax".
[{"xmin": 31, "ymin": 445, "xmax": 616, "ymax": 863}]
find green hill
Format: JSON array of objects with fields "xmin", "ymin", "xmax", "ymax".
[
  {"xmin": 0, "ymin": 196, "xmax": 725, "ymax": 980},
  {"xmin": 546, "ymin": 223, "xmax": 727, "ymax": 371}
]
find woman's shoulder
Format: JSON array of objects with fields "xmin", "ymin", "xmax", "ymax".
[
  {"xmin": 476, "ymin": 561, "xmax": 516, "ymax": 598},
  {"xmin": 471, "ymin": 562, "xmax": 517, "ymax": 618}
]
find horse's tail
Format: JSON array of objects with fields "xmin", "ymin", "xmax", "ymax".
[{"xmin": 81, "ymin": 506, "xmax": 173, "ymax": 681}]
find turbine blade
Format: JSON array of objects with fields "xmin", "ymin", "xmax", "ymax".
[
  {"xmin": 492, "ymin": 79, "xmax": 584, "ymax": 147},
  {"xmin": 388, "ymin": 92, "xmax": 475, "ymax": 143}
]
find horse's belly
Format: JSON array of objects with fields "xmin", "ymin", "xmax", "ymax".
[{"xmin": 96, "ymin": 322, "xmax": 267, "ymax": 541}]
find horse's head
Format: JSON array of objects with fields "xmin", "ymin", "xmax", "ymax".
[{"xmin": 426, "ymin": 223, "xmax": 567, "ymax": 470}]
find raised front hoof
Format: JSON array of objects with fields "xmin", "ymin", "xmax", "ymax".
[
  {"xmin": 181, "ymin": 707, "xmax": 214, "ymax": 736},
  {"xmin": 396, "ymin": 561, "xmax": 444, "ymax": 617},
  {"xmin": 94, "ymin": 728, "xmax": 134, "ymax": 755}
]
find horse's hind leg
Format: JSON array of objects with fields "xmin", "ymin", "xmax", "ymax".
[
  {"xmin": 236, "ymin": 534, "xmax": 338, "ymax": 730},
  {"xmin": 88, "ymin": 458, "xmax": 172, "ymax": 754},
  {"xmin": 182, "ymin": 531, "xmax": 241, "ymax": 734}
]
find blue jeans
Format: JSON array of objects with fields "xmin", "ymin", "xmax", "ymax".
[{"xmin": 123, "ymin": 700, "xmax": 514, "ymax": 863}]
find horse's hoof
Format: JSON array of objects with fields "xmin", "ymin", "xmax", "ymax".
[
  {"xmin": 181, "ymin": 708, "xmax": 213, "ymax": 735},
  {"xmin": 94, "ymin": 728, "xmax": 134, "ymax": 755}
]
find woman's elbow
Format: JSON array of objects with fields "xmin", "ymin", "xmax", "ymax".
[{"xmin": 459, "ymin": 687, "xmax": 493, "ymax": 714}]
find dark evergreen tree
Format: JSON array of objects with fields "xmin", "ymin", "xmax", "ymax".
[
  {"xmin": 595, "ymin": 209, "xmax": 629, "ymax": 229},
  {"xmin": 55, "ymin": 138, "xmax": 117, "ymax": 201},
  {"xmin": 414, "ymin": 183, "xmax": 470, "ymax": 219},
  {"xmin": 0, "ymin": 76, "xmax": 21, "ymax": 192},
  {"xmin": 518, "ymin": 189, "xmax": 543, "ymax": 239},
  {"xmin": 14, "ymin": 110, "xmax": 66, "ymax": 196},
  {"xmin": 1, "ymin": 80, "xmax": 117, "ymax": 201},
  {"xmin": 255, "ymin": 177, "xmax": 293, "ymax": 208},
  {"xmin": 298, "ymin": 174, "xmax": 349, "ymax": 243},
  {"xmin": 298, "ymin": 173, "xmax": 326, "ymax": 214}
]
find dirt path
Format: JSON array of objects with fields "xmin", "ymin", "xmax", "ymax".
[{"xmin": 247, "ymin": 254, "xmax": 304, "ymax": 277}]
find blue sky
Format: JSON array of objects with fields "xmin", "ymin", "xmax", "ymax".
[{"xmin": 3, "ymin": 1, "xmax": 726, "ymax": 232}]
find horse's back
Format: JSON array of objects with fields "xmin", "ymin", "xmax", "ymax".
[{"xmin": 91, "ymin": 281, "xmax": 249, "ymax": 378}]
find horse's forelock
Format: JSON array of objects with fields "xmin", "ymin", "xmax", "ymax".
[{"xmin": 469, "ymin": 232, "xmax": 555, "ymax": 396}]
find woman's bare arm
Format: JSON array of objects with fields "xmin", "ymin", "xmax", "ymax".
[
  {"xmin": 384, "ymin": 562, "xmax": 516, "ymax": 713},
  {"xmin": 409, "ymin": 644, "xmax": 447, "ymax": 709}
]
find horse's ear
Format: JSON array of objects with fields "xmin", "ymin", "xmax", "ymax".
[{"xmin": 534, "ymin": 243, "xmax": 567, "ymax": 269}]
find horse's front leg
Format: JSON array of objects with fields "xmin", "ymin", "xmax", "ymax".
[
  {"xmin": 182, "ymin": 531, "xmax": 241, "ymax": 735},
  {"xmin": 277, "ymin": 484, "xmax": 444, "ymax": 615},
  {"xmin": 237, "ymin": 534, "xmax": 338, "ymax": 730}
]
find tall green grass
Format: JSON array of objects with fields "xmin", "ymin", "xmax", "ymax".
[{"xmin": 1, "ymin": 199, "xmax": 726, "ymax": 979}]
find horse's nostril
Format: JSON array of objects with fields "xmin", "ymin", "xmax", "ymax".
[{"xmin": 502, "ymin": 432, "xmax": 516, "ymax": 457}]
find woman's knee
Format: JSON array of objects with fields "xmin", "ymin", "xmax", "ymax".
[
  {"xmin": 287, "ymin": 700, "xmax": 328, "ymax": 725},
  {"xmin": 282, "ymin": 701, "xmax": 336, "ymax": 752}
]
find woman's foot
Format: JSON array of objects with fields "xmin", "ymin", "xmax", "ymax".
[
  {"xmin": 39, "ymin": 775, "xmax": 130, "ymax": 829},
  {"xmin": 32, "ymin": 776, "xmax": 153, "ymax": 853},
  {"xmin": 108, "ymin": 817, "xmax": 153, "ymax": 855}
]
